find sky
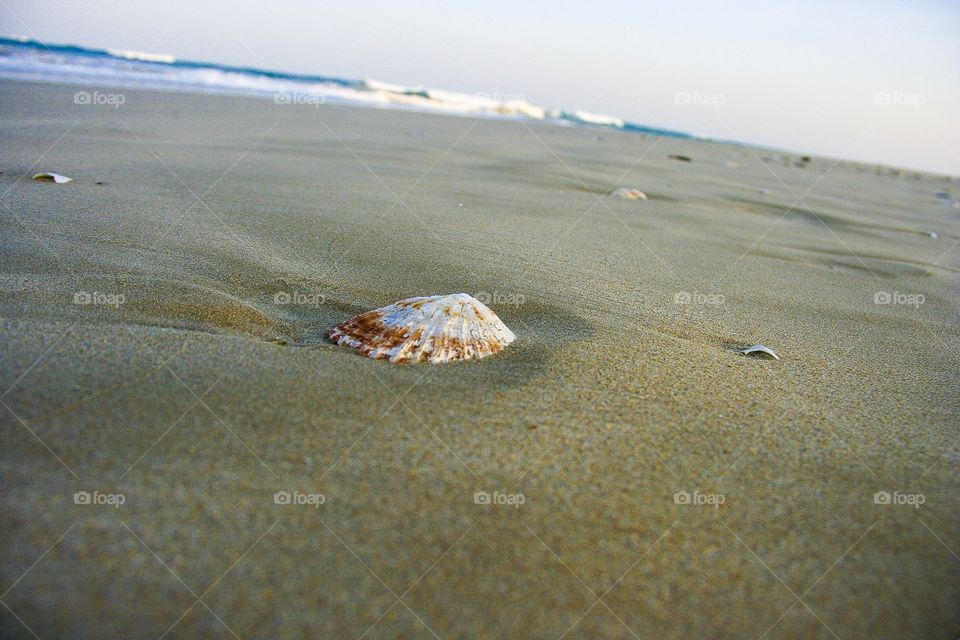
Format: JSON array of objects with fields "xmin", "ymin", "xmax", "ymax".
[{"xmin": 3, "ymin": 0, "xmax": 959, "ymax": 175}]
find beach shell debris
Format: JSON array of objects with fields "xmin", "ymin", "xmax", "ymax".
[
  {"xmin": 32, "ymin": 172, "xmax": 72, "ymax": 184},
  {"xmin": 734, "ymin": 344, "xmax": 780, "ymax": 360},
  {"xmin": 611, "ymin": 187, "xmax": 648, "ymax": 200},
  {"xmin": 328, "ymin": 293, "xmax": 516, "ymax": 363}
]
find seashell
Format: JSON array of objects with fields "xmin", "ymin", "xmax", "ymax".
[
  {"xmin": 32, "ymin": 172, "xmax": 72, "ymax": 184},
  {"xmin": 734, "ymin": 344, "xmax": 780, "ymax": 360},
  {"xmin": 328, "ymin": 293, "xmax": 516, "ymax": 363},
  {"xmin": 611, "ymin": 187, "xmax": 647, "ymax": 200}
]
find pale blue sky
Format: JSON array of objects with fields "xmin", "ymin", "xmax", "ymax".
[{"xmin": 3, "ymin": 0, "xmax": 958, "ymax": 174}]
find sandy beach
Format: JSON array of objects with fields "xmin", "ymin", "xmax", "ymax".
[{"xmin": 1, "ymin": 79, "xmax": 958, "ymax": 639}]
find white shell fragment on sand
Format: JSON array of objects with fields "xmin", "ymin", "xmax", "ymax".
[
  {"xmin": 32, "ymin": 172, "xmax": 72, "ymax": 184},
  {"xmin": 328, "ymin": 293, "xmax": 516, "ymax": 363},
  {"xmin": 735, "ymin": 344, "xmax": 780, "ymax": 360},
  {"xmin": 611, "ymin": 187, "xmax": 647, "ymax": 200}
]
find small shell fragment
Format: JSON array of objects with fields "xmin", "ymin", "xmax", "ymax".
[
  {"xmin": 328, "ymin": 293, "xmax": 516, "ymax": 363},
  {"xmin": 32, "ymin": 172, "xmax": 72, "ymax": 184},
  {"xmin": 611, "ymin": 187, "xmax": 647, "ymax": 200},
  {"xmin": 735, "ymin": 344, "xmax": 780, "ymax": 360}
]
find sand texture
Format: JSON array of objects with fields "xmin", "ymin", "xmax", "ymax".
[{"xmin": 1, "ymin": 80, "xmax": 958, "ymax": 639}]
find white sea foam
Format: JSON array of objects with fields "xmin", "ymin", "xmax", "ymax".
[
  {"xmin": 107, "ymin": 48, "xmax": 177, "ymax": 64},
  {"xmin": 0, "ymin": 36, "xmax": 688, "ymax": 139},
  {"xmin": 565, "ymin": 109, "xmax": 625, "ymax": 128}
]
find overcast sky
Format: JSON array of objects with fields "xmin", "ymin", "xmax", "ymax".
[{"xmin": 3, "ymin": 0, "xmax": 958, "ymax": 174}]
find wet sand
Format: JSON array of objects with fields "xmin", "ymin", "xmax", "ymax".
[{"xmin": 1, "ymin": 79, "xmax": 958, "ymax": 639}]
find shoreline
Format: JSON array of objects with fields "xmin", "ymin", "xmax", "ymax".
[{"xmin": 3, "ymin": 69, "xmax": 957, "ymax": 180}]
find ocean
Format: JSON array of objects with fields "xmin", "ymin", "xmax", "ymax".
[{"xmin": 0, "ymin": 36, "xmax": 690, "ymax": 138}]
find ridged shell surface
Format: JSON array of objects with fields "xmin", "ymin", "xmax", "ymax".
[{"xmin": 328, "ymin": 293, "xmax": 516, "ymax": 363}]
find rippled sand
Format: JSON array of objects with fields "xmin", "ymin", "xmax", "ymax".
[{"xmin": 1, "ymin": 79, "xmax": 958, "ymax": 639}]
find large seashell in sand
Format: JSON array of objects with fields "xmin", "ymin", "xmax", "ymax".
[{"xmin": 328, "ymin": 293, "xmax": 516, "ymax": 363}]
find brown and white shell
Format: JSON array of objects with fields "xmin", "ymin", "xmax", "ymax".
[
  {"xmin": 328, "ymin": 293, "xmax": 516, "ymax": 363},
  {"xmin": 611, "ymin": 187, "xmax": 647, "ymax": 200}
]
